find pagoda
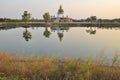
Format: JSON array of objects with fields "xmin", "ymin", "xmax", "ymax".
[
  {"xmin": 57, "ymin": 5, "xmax": 64, "ymax": 18},
  {"xmin": 51, "ymin": 5, "xmax": 72, "ymax": 22}
]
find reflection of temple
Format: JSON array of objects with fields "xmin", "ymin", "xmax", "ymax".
[
  {"xmin": 57, "ymin": 29, "xmax": 64, "ymax": 41},
  {"xmin": 51, "ymin": 26, "xmax": 69, "ymax": 41},
  {"xmin": 51, "ymin": 5, "xmax": 72, "ymax": 22}
]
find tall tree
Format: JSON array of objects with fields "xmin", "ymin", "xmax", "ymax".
[
  {"xmin": 86, "ymin": 17, "xmax": 91, "ymax": 22},
  {"xmin": 43, "ymin": 12, "xmax": 50, "ymax": 23},
  {"xmin": 22, "ymin": 11, "xmax": 31, "ymax": 26},
  {"xmin": 90, "ymin": 16, "xmax": 97, "ymax": 22}
]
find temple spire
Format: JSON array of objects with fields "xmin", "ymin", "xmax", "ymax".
[
  {"xmin": 58, "ymin": 5, "xmax": 64, "ymax": 14},
  {"xmin": 60, "ymin": 5, "xmax": 62, "ymax": 9}
]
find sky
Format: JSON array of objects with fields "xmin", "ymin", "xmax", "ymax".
[{"xmin": 0, "ymin": 0, "xmax": 120, "ymax": 19}]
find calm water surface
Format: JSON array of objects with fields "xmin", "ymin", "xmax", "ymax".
[{"xmin": 0, "ymin": 26, "xmax": 120, "ymax": 59}]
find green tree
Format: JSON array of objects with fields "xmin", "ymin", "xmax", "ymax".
[
  {"xmin": 86, "ymin": 17, "xmax": 91, "ymax": 22},
  {"xmin": 22, "ymin": 11, "xmax": 31, "ymax": 25},
  {"xmin": 43, "ymin": 12, "xmax": 50, "ymax": 23},
  {"xmin": 90, "ymin": 16, "xmax": 97, "ymax": 22}
]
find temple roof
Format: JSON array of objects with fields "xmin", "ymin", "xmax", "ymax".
[{"xmin": 58, "ymin": 5, "xmax": 64, "ymax": 14}]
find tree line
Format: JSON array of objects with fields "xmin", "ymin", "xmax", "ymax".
[{"xmin": 0, "ymin": 11, "xmax": 120, "ymax": 23}]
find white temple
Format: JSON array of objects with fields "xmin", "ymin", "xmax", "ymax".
[
  {"xmin": 51, "ymin": 5, "xmax": 72, "ymax": 22},
  {"xmin": 57, "ymin": 5, "xmax": 64, "ymax": 18}
]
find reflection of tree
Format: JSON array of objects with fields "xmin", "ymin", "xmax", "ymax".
[
  {"xmin": 86, "ymin": 27, "xmax": 96, "ymax": 35},
  {"xmin": 23, "ymin": 28, "xmax": 32, "ymax": 41},
  {"xmin": 43, "ymin": 27, "xmax": 51, "ymax": 38}
]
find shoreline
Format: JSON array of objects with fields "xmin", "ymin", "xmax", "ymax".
[{"xmin": 0, "ymin": 22, "xmax": 120, "ymax": 27}]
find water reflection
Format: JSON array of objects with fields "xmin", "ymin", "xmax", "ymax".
[
  {"xmin": 0, "ymin": 25, "xmax": 120, "ymax": 58},
  {"xmin": 0, "ymin": 25, "xmax": 19, "ymax": 31},
  {"xmin": 23, "ymin": 27, "xmax": 32, "ymax": 41},
  {"xmin": 43, "ymin": 26, "xmax": 51, "ymax": 38},
  {"xmin": 86, "ymin": 27, "xmax": 96, "ymax": 35},
  {"xmin": 0, "ymin": 23, "xmax": 2, "ymax": 27},
  {"xmin": 51, "ymin": 26, "xmax": 69, "ymax": 41},
  {"xmin": 22, "ymin": 25, "xmax": 70, "ymax": 42}
]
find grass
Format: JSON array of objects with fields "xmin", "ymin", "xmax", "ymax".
[{"xmin": 0, "ymin": 52, "xmax": 120, "ymax": 80}]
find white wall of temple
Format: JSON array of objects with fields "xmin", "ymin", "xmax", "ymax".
[{"xmin": 57, "ymin": 14, "xmax": 64, "ymax": 18}]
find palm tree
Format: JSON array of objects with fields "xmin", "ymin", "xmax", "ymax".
[{"xmin": 22, "ymin": 11, "xmax": 31, "ymax": 26}]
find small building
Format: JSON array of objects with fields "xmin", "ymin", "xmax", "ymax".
[{"xmin": 51, "ymin": 5, "xmax": 72, "ymax": 22}]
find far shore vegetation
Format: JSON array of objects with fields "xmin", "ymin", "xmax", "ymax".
[
  {"xmin": 0, "ymin": 11, "xmax": 120, "ymax": 28},
  {"xmin": 1, "ymin": 16, "xmax": 120, "ymax": 23},
  {"xmin": 0, "ymin": 11, "xmax": 120, "ymax": 23},
  {"xmin": 0, "ymin": 52, "xmax": 120, "ymax": 80}
]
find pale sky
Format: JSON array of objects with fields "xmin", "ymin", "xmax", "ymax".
[{"xmin": 0, "ymin": 0, "xmax": 120, "ymax": 19}]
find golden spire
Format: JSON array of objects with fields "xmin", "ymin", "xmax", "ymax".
[{"xmin": 58, "ymin": 5, "xmax": 64, "ymax": 14}]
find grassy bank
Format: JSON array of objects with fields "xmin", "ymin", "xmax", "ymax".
[
  {"xmin": 0, "ymin": 52, "xmax": 120, "ymax": 80},
  {"xmin": 1, "ymin": 22, "xmax": 120, "ymax": 27}
]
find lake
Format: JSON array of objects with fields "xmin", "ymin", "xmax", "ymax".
[{"xmin": 0, "ymin": 26, "xmax": 120, "ymax": 59}]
